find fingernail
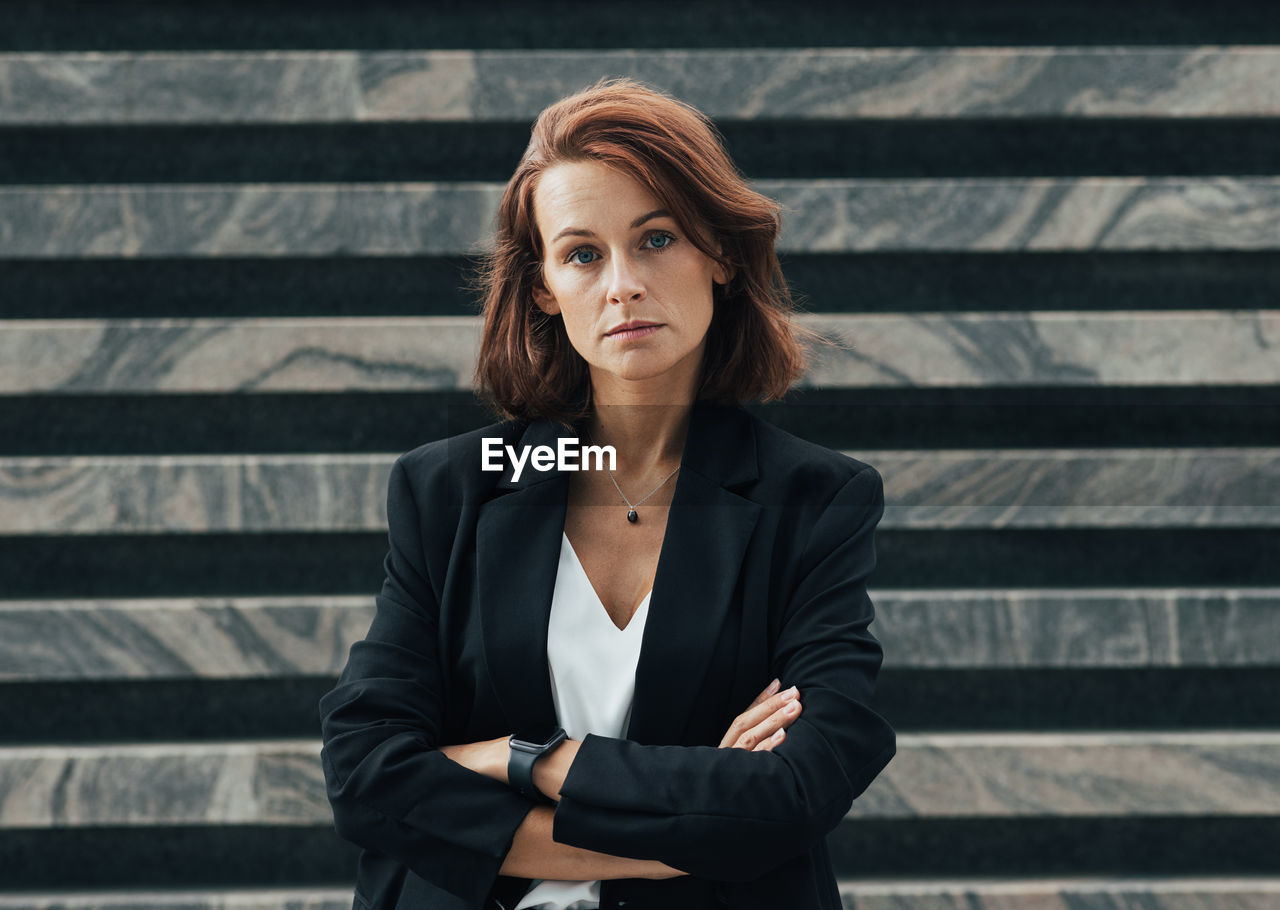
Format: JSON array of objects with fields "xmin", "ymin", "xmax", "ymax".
[
  {"xmin": 772, "ymin": 729, "xmax": 785, "ymax": 741},
  {"xmin": 781, "ymin": 686, "xmax": 798, "ymax": 701},
  {"xmin": 784, "ymin": 701, "xmax": 800, "ymax": 715},
  {"xmin": 765, "ymin": 678, "xmax": 781, "ymax": 695}
]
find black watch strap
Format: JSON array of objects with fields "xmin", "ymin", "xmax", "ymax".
[{"xmin": 508, "ymin": 727, "xmax": 567, "ymax": 803}]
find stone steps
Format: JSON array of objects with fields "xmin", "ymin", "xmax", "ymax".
[
  {"xmin": 3, "ymin": 312, "xmax": 1276, "ymax": 394},
  {"xmin": 4, "ymin": 48, "xmax": 1278, "ymax": 124},
  {"xmin": 3, "ymin": 732, "xmax": 1277, "ymax": 828},
  {"xmin": 2, "ymin": 588, "xmax": 1275, "ymax": 681},
  {"xmin": 3, "ymin": 3, "xmax": 1278, "ymax": 898},
  {"xmin": 5, "ymin": 178, "xmax": 1279, "ymax": 257},
  {"xmin": 2, "ymin": 448, "xmax": 1278, "ymax": 532}
]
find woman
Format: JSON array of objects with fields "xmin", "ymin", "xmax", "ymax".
[{"xmin": 319, "ymin": 77, "xmax": 895, "ymax": 910}]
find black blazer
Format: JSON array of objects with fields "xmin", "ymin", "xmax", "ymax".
[{"xmin": 319, "ymin": 400, "xmax": 896, "ymax": 910}]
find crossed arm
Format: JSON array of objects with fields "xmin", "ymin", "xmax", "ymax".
[{"xmin": 438, "ymin": 679, "xmax": 806, "ymax": 881}]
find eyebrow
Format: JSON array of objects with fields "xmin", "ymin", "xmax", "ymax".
[{"xmin": 550, "ymin": 209, "xmax": 672, "ymax": 245}]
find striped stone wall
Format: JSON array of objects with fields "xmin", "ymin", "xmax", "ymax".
[{"xmin": 1, "ymin": 2, "xmax": 1278, "ymax": 907}]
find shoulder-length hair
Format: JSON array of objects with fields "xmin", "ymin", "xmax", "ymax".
[{"xmin": 472, "ymin": 76, "xmax": 814, "ymax": 425}]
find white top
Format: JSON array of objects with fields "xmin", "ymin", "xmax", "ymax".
[{"xmin": 514, "ymin": 532, "xmax": 652, "ymax": 910}]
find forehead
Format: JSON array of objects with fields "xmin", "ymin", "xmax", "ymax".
[{"xmin": 533, "ymin": 160, "xmax": 666, "ymax": 238}]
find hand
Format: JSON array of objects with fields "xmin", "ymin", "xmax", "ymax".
[{"xmin": 718, "ymin": 678, "xmax": 802, "ymax": 751}]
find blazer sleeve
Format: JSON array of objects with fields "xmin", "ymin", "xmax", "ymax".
[
  {"xmin": 318, "ymin": 455, "xmax": 536, "ymax": 907},
  {"xmin": 550, "ymin": 465, "xmax": 896, "ymax": 882}
]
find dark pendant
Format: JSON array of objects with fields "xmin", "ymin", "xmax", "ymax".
[{"xmin": 627, "ymin": 509, "xmax": 638, "ymax": 523}]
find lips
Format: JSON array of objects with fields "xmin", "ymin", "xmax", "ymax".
[{"xmin": 605, "ymin": 320, "xmax": 662, "ymax": 337}]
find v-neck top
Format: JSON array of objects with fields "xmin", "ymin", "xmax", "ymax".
[{"xmin": 513, "ymin": 533, "xmax": 652, "ymax": 910}]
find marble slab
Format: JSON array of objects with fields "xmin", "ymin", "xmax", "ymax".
[
  {"xmin": 0, "ymin": 596, "xmax": 374, "ymax": 681},
  {"xmin": 0, "ymin": 588, "xmax": 1274, "ymax": 682},
  {"xmin": 876, "ymin": 588, "xmax": 1280, "ymax": 669},
  {"xmin": 837, "ymin": 878, "xmax": 1280, "ymax": 910},
  {"xmin": 850, "ymin": 731, "xmax": 1280, "ymax": 818},
  {"xmin": 0, "ymin": 893, "xmax": 354, "ymax": 910},
  {"xmin": 3, "ymin": 448, "xmax": 1276, "ymax": 534},
  {"xmin": 3, "ymin": 733, "xmax": 1278, "ymax": 827},
  {"xmin": 0, "ymin": 741, "xmax": 327, "ymax": 827},
  {"xmin": 2, "ymin": 48, "xmax": 1277, "ymax": 124},
  {"xmin": 3, "ymin": 448, "xmax": 1277, "ymax": 534},
  {"xmin": 4, "ymin": 177, "xmax": 1279, "ymax": 258},
  {"xmin": 0, "ymin": 318, "xmax": 480, "ymax": 393},
  {"xmin": 2, "ymin": 312, "xmax": 1276, "ymax": 394}
]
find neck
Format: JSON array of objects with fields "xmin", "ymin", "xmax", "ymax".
[{"xmin": 584, "ymin": 364, "xmax": 700, "ymax": 474}]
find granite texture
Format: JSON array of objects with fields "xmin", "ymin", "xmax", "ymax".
[
  {"xmin": 0, "ymin": 319, "xmax": 479, "ymax": 393},
  {"xmin": 2, "ymin": 313, "xmax": 1275, "ymax": 394},
  {"xmin": 837, "ymin": 878, "xmax": 1280, "ymax": 910},
  {"xmin": 3, "ymin": 178, "xmax": 1279, "ymax": 258},
  {"xmin": 0, "ymin": 588, "xmax": 1273, "ymax": 682},
  {"xmin": 2, "ymin": 48, "xmax": 1277, "ymax": 124},
  {"xmin": 0, "ymin": 597, "xmax": 374, "ymax": 681},
  {"xmin": 0, "ymin": 894, "xmax": 354, "ymax": 910},
  {"xmin": 0, "ymin": 454, "xmax": 395, "ymax": 533},
  {"xmin": 801, "ymin": 311, "xmax": 1280, "ymax": 388},
  {"xmin": 876, "ymin": 588, "xmax": 1280, "ymax": 669},
  {"xmin": 3, "ymin": 448, "xmax": 1276, "ymax": 533},
  {"xmin": 2, "ymin": 734, "xmax": 1278, "ymax": 827},
  {"xmin": 0, "ymin": 741, "xmax": 326, "ymax": 827},
  {"xmin": 850, "ymin": 731, "xmax": 1280, "ymax": 819}
]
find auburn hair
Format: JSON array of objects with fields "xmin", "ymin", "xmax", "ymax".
[{"xmin": 471, "ymin": 76, "xmax": 814, "ymax": 425}]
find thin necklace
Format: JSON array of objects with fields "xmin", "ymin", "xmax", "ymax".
[{"xmin": 584, "ymin": 425, "xmax": 680, "ymax": 523}]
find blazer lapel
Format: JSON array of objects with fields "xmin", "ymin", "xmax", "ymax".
[{"xmin": 476, "ymin": 402, "xmax": 761, "ymax": 745}]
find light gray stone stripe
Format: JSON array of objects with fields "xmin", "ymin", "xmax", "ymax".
[
  {"xmin": 0, "ymin": 596, "xmax": 375, "ymax": 681},
  {"xmin": 3, "ymin": 448, "xmax": 1277, "ymax": 534},
  {"xmin": 867, "ymin": 446, "xmax": 1280, "ymax": 528},
  {"xmin": 837, "ymin": 878, "xmax": 1280, "ymax": 910},
  {"xmin": 3, "ymin": 448, "xmax": 1276, "ymax": 534},
  {"xmin": 0, "ymin": 741, "xmax": 327, "ymax": 827},
  {"xmin": 2, "ymin": 312, "xmax": 1276, "ymax": 395},
  {"xmin": 3, "ymin": 178, "xmax": 1279, "ymax": 258},
  {"xmin": 2, "ymin": 48, "xmax": 1278, "ymax": 124},
  {"xmin": 0, "ymin": 589, "xmax": 1275, "ymax": 681},
  {"xmin": 875, "ymin": 588, "xmax": 1280, "ymax": 669},
  {"xmin": 0, "ymin": 891, "xmax": 354, "ymax": 910},
  {"xmin": 2, "ymin": 882, "xmax": 1278, "ymax": 910},
  {"xmin": 850, "ymin": 731, "xmax": 1280, "ymax": 819},
  {"xmin": 0, "ymin": 318, "xmax": 480, "ymax": 394},
  {"xmin": 3, "ymin": 733, "xmax": 1279, "ymax": 826},
  {"xmin": 798, "ymin": 311, "xmax": 1280, "ymax": 388}
]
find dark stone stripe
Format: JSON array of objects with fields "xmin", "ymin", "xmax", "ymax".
[
  {"xmin": 4, "ymin": 253, "xmax": 1278, "ymax": 320},
  {"xmin": 3, "ymin": 119, "xmax": 1279, "ymax": 184},
  {"xmin": 4, "ymin": 0, "xmax": 1280, "ymax": 51},
  {"xmin": 4, "ymin": 670, "xmax": 1279, "ymax": 744},
  {"xmin": 0, "ymin": 388, "xmax": 1276, "ymax": 456},
  {"xmin": 2, "ymin": 528, "xmax": 1280, "ymax": 598}
]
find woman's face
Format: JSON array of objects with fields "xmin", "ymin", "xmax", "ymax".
[{"xmin": 531, "ymin": 159, "xmax": 728, "ymax": 397}]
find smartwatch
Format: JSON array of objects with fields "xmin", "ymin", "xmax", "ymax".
[{"xmin": 508, "ymin": 725, "xmax": 567, "ymax": 803}]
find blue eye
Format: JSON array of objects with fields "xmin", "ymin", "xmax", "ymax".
[
  {"xmin": 647, "ymin": 232, "xmax": 674, "ymax": 250},
  {"xmin": 569, "ymin": 249, "xmax": 598, "ymax": 265}
]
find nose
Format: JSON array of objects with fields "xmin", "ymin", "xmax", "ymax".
[{"xmin": 606, "ymin": 254, "xmax": 645, "ymax": 305}]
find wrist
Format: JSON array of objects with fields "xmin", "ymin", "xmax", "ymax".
[
  {"xmin": 508, "ymin": 726, "xmax": 568, "ymax": 803},
  {"xmin": 492, "ymin": 736, "xmax": 512, "ymax": 785}
]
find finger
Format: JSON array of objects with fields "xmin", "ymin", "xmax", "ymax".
[
  {"xmin": 736, "ymin": 686, "xmax": 801, "ymax": 733},
  {"xmin": 720, "ymin": 686, "xmax": 801, "ymax": 748},
  {"xmin": 733, "ymin": 698, "xmax": 803, "ymax": 750},
  {"xmin": 753, "ymin": 728, "xmax": 786, "ymax": 752}
]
